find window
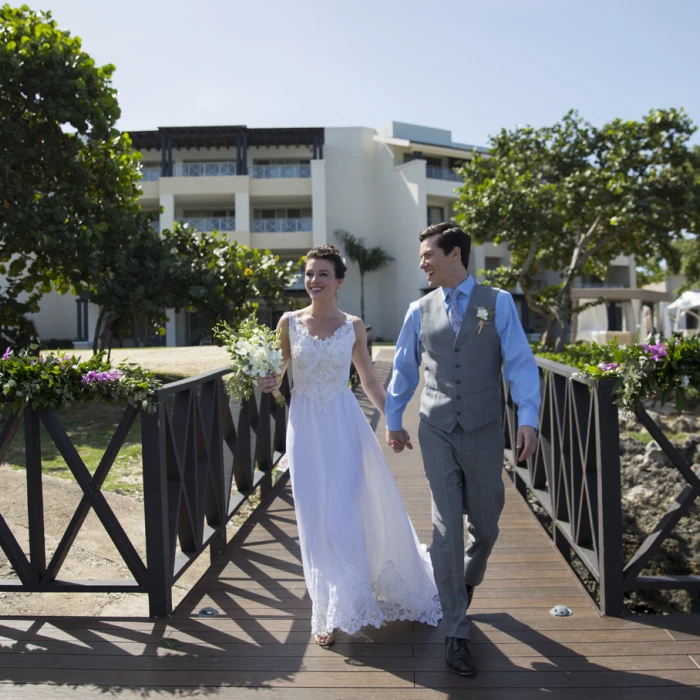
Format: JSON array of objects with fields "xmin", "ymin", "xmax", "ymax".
[
  {"xmin": 484, "ymin": 256, "xmax": 502, "ymax": 271},
  {"xmin": 253, "ymin": 207, "xmax": 312, "ymax": 219},
  {"xmin": 253, "ymin": 159, "xmax": 310, "ymax": 166},
  {"xmin": 607, "ymin": 302, "xmax": 623, "ymax": 332},
  {"xmin": 427, "ymin": 206, "xmax": 444, "ymax": 226},
  {"xmin": 183, "ymin": 209, "xmax": 235, "ymax": 217}
]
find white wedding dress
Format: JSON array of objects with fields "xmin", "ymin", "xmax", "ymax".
[{"xmin": 285, "ymin": 312, "xmax": 442, "ymax": 636}]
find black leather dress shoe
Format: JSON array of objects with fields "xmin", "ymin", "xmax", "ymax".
[
  {"xmin": 466, "ymin": 584, "xmax": 475, "ymax": 610},
  {"xmin": 445, "ymin": 637, "xmax": 476, "ymax": 676}
]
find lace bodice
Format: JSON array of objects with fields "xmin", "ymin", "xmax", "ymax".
[{"xmin": 287, "ymin": 312, "xmax": 355, "ymax": 408}]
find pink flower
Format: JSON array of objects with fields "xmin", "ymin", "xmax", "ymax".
[
  {"xmin": 2, "ymin": 347, "xmax": 11, "ymax": 361},
  {"xmin": 599, "ymin": 362, "xmax": 619, "ymax": 372},
  {"xmin": 641, "ymin": 341, "xmax": 667, "ymax": 362}
]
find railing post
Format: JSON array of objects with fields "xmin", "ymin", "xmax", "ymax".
[
  {"xmin": 25, "ymin": 407, "xmax": 46, "ymax": 585},
  {"xmin": 141, "ymin": 403, "xmax": 173, "ymax": 618},
  {"xmin": 595, "ymin": 380, "xmax": 625, "ymax": 616}
]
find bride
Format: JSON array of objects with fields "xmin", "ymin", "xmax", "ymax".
[{"xmin": 258, "ymin": 244, "xmax": 441, "ymax": 647}]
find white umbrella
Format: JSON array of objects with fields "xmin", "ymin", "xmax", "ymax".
[{"xmin": 667, "ymin": 290, "xmax": 700, "ymax": 331}]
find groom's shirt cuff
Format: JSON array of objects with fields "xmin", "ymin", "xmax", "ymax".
[{"xmin": 517, "ymin": 407, "xmax": 539, "ymax": 431}]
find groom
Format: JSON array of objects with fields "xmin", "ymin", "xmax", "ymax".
[{"xmin": 385, "ymin": 222, "xmax": 540, "ymax": 677}]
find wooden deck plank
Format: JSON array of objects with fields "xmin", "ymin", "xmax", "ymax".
[{"xmin": 0, "ymin": 652, "xmax": 696, "ymax": 673}]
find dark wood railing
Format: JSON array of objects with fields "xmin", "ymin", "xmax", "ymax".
[
  {"xmin": 502, "ymin": 356, "xmax": 700, "ymax": 615},
  {"xmin": 0, "ymin": 371, "xmax": 291, "ymax": 617}
]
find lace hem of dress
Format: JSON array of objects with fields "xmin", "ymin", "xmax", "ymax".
[{"xmin": 309, "ymin": 561, "xmax": 443, "ymax": 636}]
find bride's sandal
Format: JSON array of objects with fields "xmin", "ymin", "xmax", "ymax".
[{"xmin": 314, "ymin": 633, "xmax": 335, "ymax": 647}]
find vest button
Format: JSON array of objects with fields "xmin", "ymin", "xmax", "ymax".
[
  {"xmin": 456, "ymin": 380, "xmax": 461, "ymax": 384},
  {"xmin": 455, "ymin": 364, "xmax": 461, "ymax": 369},
  {"xmin": 454, "ymin": 348, "xmax": 459, "ymax": 352},
  {"xmin": 456, "ymin": 395, "xmax": 462, "ymax": 400},
  {"xmin": 457, "ymin": 411, "xmax": 461, "ymax": 416}
]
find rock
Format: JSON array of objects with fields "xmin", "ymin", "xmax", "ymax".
[
  {"xmin": 643, "ymin": 440, "xmax": 671, "ymax": 466},
  {"xmin": 623, "ymin": 485, "xmax": 655, "ymax": 502},
  {"xmin": 620, "ymin": 437, "xmax": 645, "ymax": 456},
  {"xmin": 669, "ymin": 415, "xmax": 699, "ymax": 433}
]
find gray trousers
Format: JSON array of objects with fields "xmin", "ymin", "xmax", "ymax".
[{"xmin": 418, "ymin": 418, "xmax": 505, "ymax": 640}]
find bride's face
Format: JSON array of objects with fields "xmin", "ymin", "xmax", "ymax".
[{"xmin": 305, "ymin": 258, "xmax": 343, "ymax": 300}]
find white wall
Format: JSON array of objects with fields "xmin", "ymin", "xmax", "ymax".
[
  {"xmin": 324, "ymin": 128, "xmax": 379, "ymax": 328},
  {"xmin": 26, "ymin": 290, "xmax": 77, "ymax": 341}
]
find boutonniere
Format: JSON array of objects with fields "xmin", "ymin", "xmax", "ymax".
[{"xmin": 476, "ymin": 306, "xmax": 495, "ymax": 334}]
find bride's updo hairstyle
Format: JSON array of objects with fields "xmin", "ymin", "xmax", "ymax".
[{"xmin": 305, "ymin": 244, "xmax": 347, "ymax": 279}]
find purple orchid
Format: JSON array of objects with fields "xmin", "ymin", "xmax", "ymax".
[
  {"xmin": 2, "ymin": 347, "xmax": 12, "ymax": 361},
  {"xmin": 598, "ymin": 362, "xmax": 619, "ymax": 372},
  {"xmin": 641, "ymin": 341, "xmax": 668, "ymax": 362},
  {"xmin": 81, "ymin": 369, "xmax": 124, "ymax": 386}
]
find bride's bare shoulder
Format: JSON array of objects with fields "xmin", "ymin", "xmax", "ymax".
[{"xmin": 343, "ymin": 313, "xmax": 363, "ymax": 326}]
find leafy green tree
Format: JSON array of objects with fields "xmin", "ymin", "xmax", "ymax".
[
  {"xmin": 668, "ymin": 234, "xmax": 700, "ymax": 293},
  {"xmin": 454, "ymin": 109, "xmax": 700, "ymax": 350},
  {"xmin": 335, "ymin": 229, "xmax": 394, "ymax": 321},
  {"xmin": 176, "ymin": 226, "xmax": 301, "ymax": 337},
  {"xmin": 0, "ymin": 4, "xmax": 144, "ymax": 346},
  {"xmin": 81, "ymin": 221, "xmax": 301, "ymax": 353}
]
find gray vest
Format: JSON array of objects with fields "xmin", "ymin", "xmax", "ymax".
[{"xmin": 418, "ymin": 283, "xmax": 503, "ymax": 433}]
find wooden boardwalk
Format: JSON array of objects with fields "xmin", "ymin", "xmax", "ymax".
[{"xmin": 0, "ymin": 353, "xmax": 699, "ymax": 698}]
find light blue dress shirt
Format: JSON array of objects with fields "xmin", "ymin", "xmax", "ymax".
[{"xmin": 385, "ymin": 275, "xmax": 540, "ymax": 432}]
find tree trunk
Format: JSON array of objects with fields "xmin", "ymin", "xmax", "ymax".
[
  {"xmin": 540, "ymin": 294, "xmax": 573, "ymax": 351},
  {"xmin": 360, "ymin": 272, "xmax": 365, "ymax": 321},
  {"xmin": 99, "ymin": 311, "xmax": 117, "ymax": 355},
  {"xmin": 92, "ymin": 307, "xmax": 105, "ymax": 355}
]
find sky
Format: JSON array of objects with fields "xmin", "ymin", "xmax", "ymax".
[{"xmin": 35, "ymin": 0, "xmax": 700, "ymax": 147}]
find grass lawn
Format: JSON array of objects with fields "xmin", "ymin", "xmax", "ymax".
[
  {"xmin": 44, "ymin": 345, "xmax": 231, "ymax": 379},
  {"xmin": 1, "ymin": 347, "xmax": 234, "ymax": 495},
  {"xmin": 1, "ymin": 402, "xmax": 145, "ymax": 497},
  {"xmin": 621, "ymin": 429, "xmax": 690, "ymax": 444}
]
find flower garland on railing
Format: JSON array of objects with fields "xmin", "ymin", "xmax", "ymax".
[
  {"xmin": 0, "ymin": 347, "xmax": 161, "ymax": 413},
  {"xmin": 537, "ymin": 335, "xmax": 700, "ymax": 413}
]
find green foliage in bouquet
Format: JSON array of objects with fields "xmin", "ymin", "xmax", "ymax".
[
  {"xmin": 213, "ymin": 318, "xmax": 285, "ymax": 406},
  {"xmin": 537, "ymin": 335, "xmax": 700, "ymax": 413},
  {"xmin": 0, "ymin": 346, "xmax": 161, "ymax": 413}
]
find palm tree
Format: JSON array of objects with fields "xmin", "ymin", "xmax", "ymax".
[{"xmin": 335, "ymin": 229, "xmax": 394, "ymax": 321}]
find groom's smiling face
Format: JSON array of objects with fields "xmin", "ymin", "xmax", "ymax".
[{"xmin": 419, "ymin": 235, "xmax": 463, "ymax": 288}]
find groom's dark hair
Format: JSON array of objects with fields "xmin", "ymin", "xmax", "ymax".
[{"xmin": 419, "ymin": 222, "xmax": 471, "ymax": 269}]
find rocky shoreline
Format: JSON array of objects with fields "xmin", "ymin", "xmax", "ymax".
[{"xmin": 618, "ymin": 412, "xmax": 699, "ymax": 614}]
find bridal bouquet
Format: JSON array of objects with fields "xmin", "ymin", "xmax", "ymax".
[{"xmin": 213, "ymin": 318, "xmax": 286, "ymax": 407}]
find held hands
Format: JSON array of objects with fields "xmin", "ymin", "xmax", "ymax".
[
  {"xmin": 386, "ymin": 429, "xmax": 413, "ymax": 453},
  {"xmin": 257, "ymin": 374, "xmax": 280, "ymax": 394},
  {"xmin": 516, "ymin": 425, "xmax": 538, "ymax": 462}
]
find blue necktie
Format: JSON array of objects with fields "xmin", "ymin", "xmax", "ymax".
[{"xmin": 448, "ymin": 289, "xmax": 463, "ymax": 335}]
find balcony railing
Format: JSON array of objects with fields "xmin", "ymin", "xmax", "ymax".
[
  {"xmin": 252, "ymin": 217, "xmax": 312, "ymax": 233},
  {"xmin": 181, "ymin": 217, "xmax": 236, "ymax": 232},
  {"xmin": 140, "ymin": 166, "xmax": 161, "ymax": 182},
  {"xmin": 573, "ymin": 282, "xmax": 628, "ymax": 289},
  {"xmin": 426, "ymin": 166, "xmax": 461, "ymax": 182},
  {"xmin": 172, "ymin": 162, "xmax": 238, "ymax": 177},
  {"xmin": 251, "ymin": 164, "xmax": 311, "ymax": 179}
]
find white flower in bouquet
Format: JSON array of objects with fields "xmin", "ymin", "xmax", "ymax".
[{"xmin": 213, "ymin": 318, "xmax": 286, "ymax": 407}]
